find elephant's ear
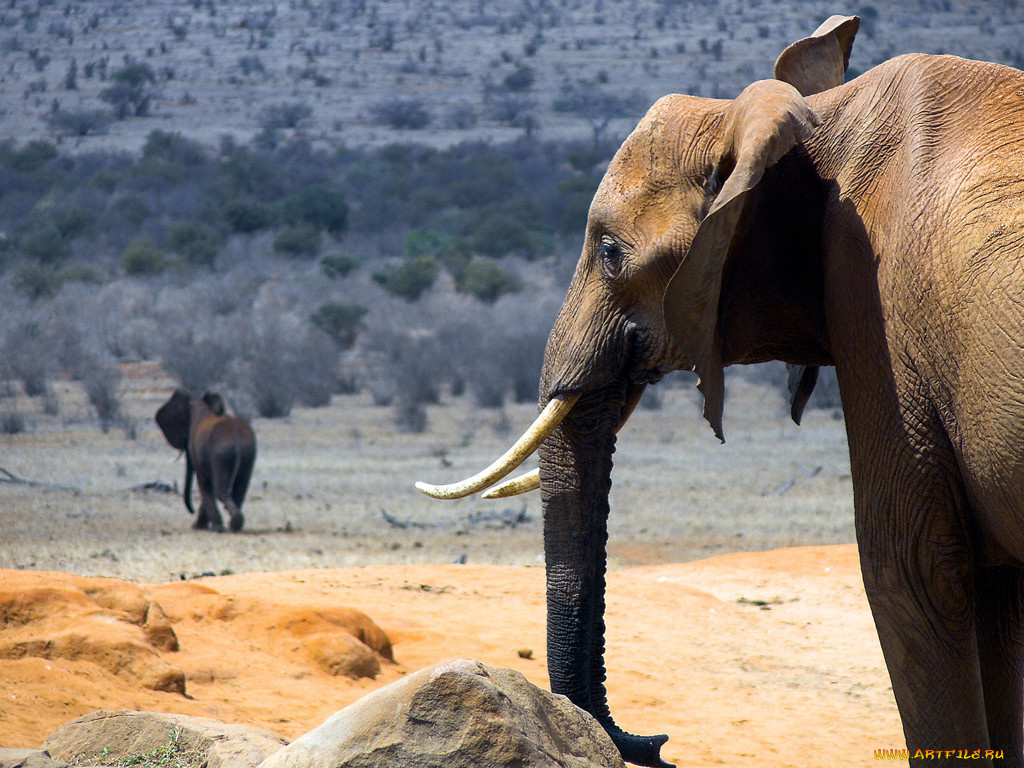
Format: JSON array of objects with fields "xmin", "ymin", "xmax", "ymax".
[
  {"xmin": 155, "ymin": 388, "xmax": 192, "ymax": 451},
  {"xmin": 662, "ymin": 79, "xmax": 819, "ymax": 441},
  {"xmin": 774, "ymin": 15, "xmax": 858, "ymax": 420},
  {"xmin": 202, "ymin": 391, "xmax": 226, "ymax": 416},
  {"xmin": 774, "ymin": 15, "xmax": 860, "ymax": 96}
]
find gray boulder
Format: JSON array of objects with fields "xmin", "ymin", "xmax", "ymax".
[
  {"xmin": 258, "ymin": 658, "xmax": 626, "ymax": 768},
  {"xmin": 0, "ymin": 749, "xmax": 68, "ymax": 768},
  {"xmin": 41, "ymin": 710, "xmax": 287, "ymax": 768}
]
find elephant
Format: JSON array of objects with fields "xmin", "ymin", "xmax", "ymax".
[
  {"xmin": 417, "ymin": 15, "xmax": 1024, "ymax": 768},
  {"xmin": 155, "ymin": 389, "xmax": 256, "ymax": 533}
]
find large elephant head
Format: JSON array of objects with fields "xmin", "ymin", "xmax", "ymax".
[
  {"xmin": 155, "ymin": 388, "xmax": 226, "ymax": 451},
  {"xmin": 418, "ymin": 17, "xmax": 859, "ymax": 767}
]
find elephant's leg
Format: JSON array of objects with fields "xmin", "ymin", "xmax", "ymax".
[
  {"xmin": 226, "ymin": 457, "xmax": 253, "ymax": 533},
  {"xmin": 975, "ymin": 564, "xmax": 1024, "ymax": 766},
  {"xmin": 850, "ymin": 428, "xmax": 990, "ymax": 761},
  {"xmin": 196, "ymin": 500, "xmax": 222, "ymax": 530},
  {"xmin": 212, "ymin": 453, "xmax": 246, "ymax": 533},
  {"xmin": 221, "ymin": 497, "xmax": 244, "ymax": 533},
  {"xmin": 860, "ymin": 533, "xmax": 988, "ymax": 759},
  {"xmin": 195, "ymin": 471, "xmax": 224, "ymax": 531}
]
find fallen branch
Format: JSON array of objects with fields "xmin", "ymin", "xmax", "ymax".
[
  {"xmin": 0, "ymin": 467, "xmax": 80, "ymax": 493},
  {"xmin": 382, "ymin": 507, "xmax": 532, "ymax": 530},
  {"xmin": 129, "ymin": 480, "xmax": 178, "ymax": 494},
  {"xmin": 381, "ymin": 509, "xmax": 433, "ymax": 529},
  {"xmin": 761, "ymin": 477, "xmax": 796, "ymax": 497},
  {"xmin": 466, "ymin": 507, "xmax": 531, "ymax": 529}
]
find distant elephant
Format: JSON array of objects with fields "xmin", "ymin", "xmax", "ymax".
[
  {"xmin": 418, "ymin": 15, "xmax": 1024, "ymax": 768},
  {"xmin": 155, "ymin": 389, "xmax": 256, "ymax": 533}
]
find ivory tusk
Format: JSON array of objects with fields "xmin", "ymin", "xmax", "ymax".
[
  {"xmin": 477, "ymin": 384, "xmax": 648, "ymax": 500},
  {"xmin": 481, "ymin": 469, "xmax": 540, "ymax": 499},
  {"xmin": 415, "ymin": 394, "xmax": 579, "ymax": 500}
]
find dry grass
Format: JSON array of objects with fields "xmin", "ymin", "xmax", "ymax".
[{"xmin": 0, "ymin": 363, "xmax": 854, "ymax": 583}]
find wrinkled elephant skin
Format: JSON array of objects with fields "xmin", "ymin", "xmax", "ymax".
[{"xmin": 420, "ymin": 14, "xmax": 1024, "ymax": 768}]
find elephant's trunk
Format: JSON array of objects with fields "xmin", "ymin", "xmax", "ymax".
[
  {"xmin": 183, "ymin": 450, "xmax": 197, "ymax": 516},
  {"xmin": 539, "ymin": 380, "xmax": 671, "ymax": 768}
]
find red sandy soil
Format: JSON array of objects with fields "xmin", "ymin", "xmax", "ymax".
[{"xmin": 0, "ymin": 544, "xmax": 903, "ymax": 767}]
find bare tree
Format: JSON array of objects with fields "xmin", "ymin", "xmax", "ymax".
[{"xmin": 553, "ymin": 80, "xmax": 648, "ymax": 143}]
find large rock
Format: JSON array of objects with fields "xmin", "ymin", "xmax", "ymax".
[
  {"xmin": 258, "ymin": 658, "xmax": 626, "ymax": 768},
  {"xmin": 0, "ymin": 749, "xmax": 68, "ymax": 768},
  {"xmin": 41, "ymin": 711, "xmax": 287, "ymax": 768}
]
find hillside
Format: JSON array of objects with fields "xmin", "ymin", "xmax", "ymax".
[{"xmin": 2, "ymin": 1, "xmax": 1022, "ymax": 154}]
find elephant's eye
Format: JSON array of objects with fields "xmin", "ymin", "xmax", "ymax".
[{"xmin": 598, "ymin": 240, "xmax": 624, "ymax": 278}]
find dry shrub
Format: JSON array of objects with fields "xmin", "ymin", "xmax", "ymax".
[
  {"xmin": 234, "ymin": 316, "xmax": 340, "ymax": 419},
  {"xmin": 1, "ymin": 404, "xmax": 26, "ymax": 434},
  {"xmin": 1, "ymin": 322, "xmax": 56, "ymax": 397},
  {"xmin": 160, "ymin": 329, "xmax": 235, "ymax": 394},
  {"xmin": 81, "ymin": 357, "xmax": 123, "ymax": 433}
]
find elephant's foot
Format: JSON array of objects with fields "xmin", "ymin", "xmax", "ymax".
[
  {"xmin": 606, "ymin": 725, "xmax": 673, "ymax": 768},
  {"xmin": 192, "ymin": 518, "xmax": 208, "ymax": 530},
  {"xmin": 229, "ymin": 512, "xmax": 244, "ymax": 532}
]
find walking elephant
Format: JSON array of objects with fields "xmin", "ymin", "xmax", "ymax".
[
  {"xmin": 418, "ymin": 15, "xmax": 1024, "ymax": 768},
  {"xmin": 156, "ymin": 388, "xmax": 256, "ymax": 533}
]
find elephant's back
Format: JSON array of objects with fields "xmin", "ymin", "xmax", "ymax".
[
  {"xmin": 823, "ymin": 55, "xmax": 1024, "ymax": 558},
  {"xmin": 192, "ymin": 415, "xmax": 256, "ymax": 463}
]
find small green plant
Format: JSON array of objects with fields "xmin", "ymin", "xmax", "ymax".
[
  {"xmin": 114, "ymin": 725, "xmax": 184, "ymax": 767},
  {"xmin": 406, "ymin": 229, "xmax": 470, "ymax": 281},
  {"xmin": 272, "ymin": 223, "xmax": 322, "ymax": 258},
  {"xmin": 373, "ymin": 256, "xmax": 438, "ymax": 302},
  {"xmin": 142, "ymin": 130, "xmax": 207, "ymax": 166},
  {"xmin": 281, "ymin": 184, "xmax": 348, "ymax": 234},
  {"xmin": 100, "ymin": 63, "xmax": 156, "ymax": 119},
  {"xmin": 122, "ymin": 239, "xmax": 169, "ymax": 275},
  {"xmin": 166, "ymin": 221, "xmax": 222, "ymax": 267},
  {"xmin": 467, "ymin": 213, "xmax": 543, "ymax": 259},
  {"xmin": 105, "ymin": 193, "xmax": 152, "ymax": 227},
  {"xmin": 11, "ymin": 262, "xmax": 64, "ymax": 300},
  {"xmin": 58, "ymin": 264, "xmax": 104, "ymax": 285},
  {"xmin": 19, "ymin": 224, "xmax": 71, "ymax": 264},
  {"xmin": 503, "ymin": 64, "xmax": 535, "ymax": 92},
  {"xmin": 51, "ymin": 207, "xmax": 97, "ymax": 239},
  {"xmin": 1, "ymin": 407, "xmax": 26, "ymax": 435},
  {"xmin": 320, "ymin": 252, "xmax": 358, "ymax": 279},
  {"xmin": 43, "ymin": 107, "xmax": 112, "ymax": 137},
  {"xmin": 371, "ymin": 98, "xmax": 431, "ymax": 129},
  {"xmin": 0, "ymin": 139, "xmax": 58, "ymax": 173},
  {"xmin": 457, "ymin": 258, "xmax": 523, "ymax": 303},
  {"xmin": 310, "ymin": 302, "xmax": 367, "ymax": 348},
  {"xmin": 222, "ymin": 199, "xmax": 274, "ymax": 233},
  {"xmin": 19, "ymin": 219, "xmax": 74, "ymax": 264},
  {"xmin": 258, "ymin": 101, "xmax": 313, "ymax": 131}
]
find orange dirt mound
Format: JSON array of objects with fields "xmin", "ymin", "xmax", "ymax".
[{"xmin": 0, "ymin": 547, "xmax": 903, "ymax": 766}]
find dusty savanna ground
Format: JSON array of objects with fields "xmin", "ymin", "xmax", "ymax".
[{"xmin": 0, "ymin": 364, "xmax": 904, "ymax": 766}]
